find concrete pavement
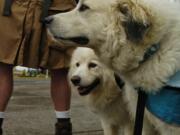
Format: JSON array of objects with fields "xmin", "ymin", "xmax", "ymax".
[{"xmin": 3, "ymin": 78, "xmax": 103, "ymax": 135}]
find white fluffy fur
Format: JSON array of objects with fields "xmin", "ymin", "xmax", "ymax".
[
  {"xmin": 69, "ymin": 47, "xmax": 133, "ymax": 135},
  {"xmin": 49, "ymin": 0, "xmax": 180, "ymax": 134},
  {"xmin": 69, "ymin": 47, "xmax": 157, "ymax": 135}
]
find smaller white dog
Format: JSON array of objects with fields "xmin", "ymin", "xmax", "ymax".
[{"xmin": 68, "ymin": 47, "xmax": 133, "ymax": 135}]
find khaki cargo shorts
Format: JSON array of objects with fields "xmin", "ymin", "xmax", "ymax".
[{"xmin": 0, "ymin": 0, "xmax": 76, "ymax": 69}]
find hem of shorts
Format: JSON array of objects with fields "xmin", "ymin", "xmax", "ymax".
[
  {"xmin": 41, "ymin": 65, "xmax": 69, "ymax": 70},
  {"xmin": 0, "ymin": 60, "xmax": 69, "ymax": 70},
  {"xmin": 0, "ymin": 59, "xmax": 15, "ymax": 66}
]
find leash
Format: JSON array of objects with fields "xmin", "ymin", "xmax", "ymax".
[
  {"xmin": 133, "ymin": 43, "xmax": 160, "ymax": 135},
  {"xmin": 114, "ymin": 43, "xmax": 160, "ymax": 135},
  {"xmin": 133, "ymin": 89, "xmax": 147, "ymax": 135}
]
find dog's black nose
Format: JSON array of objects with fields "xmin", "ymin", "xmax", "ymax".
[
  {"xmin": 71, "ymin": 76, "xmax": 81, "ymax": 86},
  {"xmin": 44, "ymin": 16, "xmax": 54, "ymax": 25}
]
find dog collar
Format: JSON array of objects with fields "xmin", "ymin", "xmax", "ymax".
[
  {"xmin": 139, "ymin": 43, "xmax": 160, "ymax": 64},
  {"xmin": 115, "ymin": 43, "xmax": 160, "ymax": 82}
]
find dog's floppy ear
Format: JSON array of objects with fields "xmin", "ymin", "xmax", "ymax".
[{"xmin": 118, "ymin": 1, "xmax": 151, "ymax": 42}]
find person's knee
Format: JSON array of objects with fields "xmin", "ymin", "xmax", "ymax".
[
  {"xmin": 0, "ymin": 62, "xmax": 13, "ymax": 67},
  {"xmin": 51, "ymin": 68, "xmax": 69, "ymax": 77},
  {"xmin": 0, "ymin": 63, "xmax": 13, "ymax": 77}
]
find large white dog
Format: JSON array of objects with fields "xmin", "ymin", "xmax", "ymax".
[{"xmin": 47, "ymin": 0, "xmax": 180, "ymax": 134}]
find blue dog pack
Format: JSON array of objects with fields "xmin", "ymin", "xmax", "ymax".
[{"xmin": 146, "ymin": 71, "xmax": 180, "ymax": 126}]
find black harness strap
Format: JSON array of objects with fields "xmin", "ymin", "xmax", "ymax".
[
  {"xmin": 2, "ymin": 0, "xmax": 13, "ymax": 16},
  {"xmin": 133, "ymin": 43, "xmax": 160, "ymax": 135},
  {"xmin": 133, "ymin": 89, "xmax": 147, "ymax": 135}
]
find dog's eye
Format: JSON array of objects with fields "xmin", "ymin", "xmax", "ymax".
[
  {"xmin": 76, "ymin": 63, "xmax": 80, "ymax": 67},
  {"xmin": 79, "ymin": 4, "xmax": 90, "ymax": 12},
  {"xmin": 88, "ymin": 62, "xmax": 97, "ymax": 68}
]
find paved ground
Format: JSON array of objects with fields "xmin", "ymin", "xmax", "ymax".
[{"xmin": 3, "ymin": 78, "xmax": 103, "ymax": 135}]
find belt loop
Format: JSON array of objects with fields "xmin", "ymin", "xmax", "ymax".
[
  {"xmin": 2, "ymin": 0, "xmax": 13, "ymax": 16},
  {"xmin": 40, "ymin": 0, "xmax": 53, "ymax": 23}
]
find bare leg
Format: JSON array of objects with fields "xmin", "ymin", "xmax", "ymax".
[
  {"xmin": 0, "ymin": 63, "xmax": 13, "ymax": 135},
  {"xmin": 0, "ymin": 63, "xmax": 13, "ymax": 111},
  {"xmin": 51, "ymin": 68, "xmax": 72, "ymax": 135},
  {"xmin": 50, "ymin": 68, "xmax": 71, "ymax": 111}
]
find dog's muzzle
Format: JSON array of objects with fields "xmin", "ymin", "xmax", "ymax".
[
  {"xmin": 44, "ymin": 16, "xmax": 89, "ymax": 45},
  {"xmin": 54, "ymin": 36, "xmax": 89, "ymax": 45},
  {"xmin": 71, "ymin": 76, "xmax": 81, "ymax": 86},
  {"xmin": 71, "ymin": 76, "xmax": 100, "ymax": 96}
]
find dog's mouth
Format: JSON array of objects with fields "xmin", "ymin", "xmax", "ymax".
[
  {"xmin": 77, "ymin": 78, "xmax": 100, "ymax": 96},
  {"xmin": 54, "ymin": 36, "xmax": 89, "ymax": 45}
]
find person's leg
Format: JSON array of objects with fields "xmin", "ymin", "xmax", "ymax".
[
  {"xmin": 0, "ymin": 63, "xmax": 13, "ymax": 135},
  {"xmin": 51, "ymin": 68, "xmax": 72, "ymax": 135}
]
